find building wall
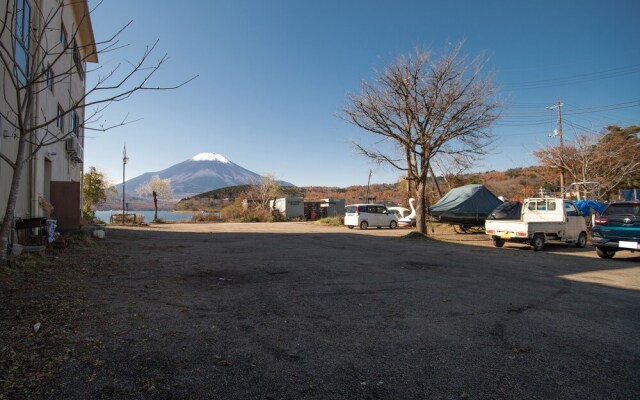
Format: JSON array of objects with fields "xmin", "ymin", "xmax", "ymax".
[
  {"xmin": 271, "ymin": 197, "xmax": 305, "ymax": 219},
  {"xmin": 0, "ymin": 0, "xmax": 96, "ymax": 222}
]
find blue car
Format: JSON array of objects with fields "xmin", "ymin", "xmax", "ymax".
[{"xmin": 591, "ymin": 201, "xmax": 640, "ymax": 259}]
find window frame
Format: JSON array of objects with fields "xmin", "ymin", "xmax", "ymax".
[
  {"xmin": 70, "ymin": 109, "xmax": 79, "ymax": 137},
  {"xmin": 60, "ymin": 23, "xmax": 67, "ymax": 48},
  {"xmin": 72, "ymin": 39, "xmax": 84, "ymax": 80},
  {"xmin": 56, "ymin": 105, "xmax": 64, "ymax": 131},
  {"xmin": 564, "ymin": 201, "xmax": 579, "ymax": 217},
  {"xmin": 14, "ymin": 0, "xmax": 31, "ymax": 85},
  {"xmin": 46, "ymin": 63, "xmax": 53, "ymax": 90}
]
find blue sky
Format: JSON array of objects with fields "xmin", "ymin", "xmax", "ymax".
[{"xmin": 84, "ymin": 0, "xmax": 640, "ymax": 187}]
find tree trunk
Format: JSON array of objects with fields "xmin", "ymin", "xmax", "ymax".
[
  {"xmin": 429, "ymin": 163, "xmax": 443, "ymax": 198},
  {"xmin": 0, "ymin": 138, "xmax": 28, "ymax": 265},
  {"xmin": 153, "ymin": 191, "xmax": 158, "ymax": 222},
  {"xmin": 416, "ymin": 180, "xmax": 428, "ymax": 235},
  {"xmin": 405, "ymin": 149, "xmax": 413, "ymax": 206}
]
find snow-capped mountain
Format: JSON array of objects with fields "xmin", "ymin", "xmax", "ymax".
[{"xmin": 119, "ymin": 152, "xmax": 290, "ymax": 199}]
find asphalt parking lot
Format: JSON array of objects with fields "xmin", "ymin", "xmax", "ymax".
[{"xmin": 4, "ymin": 222, "xmax": 640, "ymax": 399}]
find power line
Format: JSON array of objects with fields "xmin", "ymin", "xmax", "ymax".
[
  {"xmin": 502, "ymin": 63, "xmax": 640, "ymax": 91},
  {"xmin": 563, "ymin": 101, "xmax": 638, "ymax": 127},
  {"xmin": 502, "ymin": 99, "xmax": 640, "ymax": 117}
]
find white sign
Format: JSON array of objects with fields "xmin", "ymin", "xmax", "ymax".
[{"xmin": 619, "ymin": 241, "xmax": 639, "ymax": 250}]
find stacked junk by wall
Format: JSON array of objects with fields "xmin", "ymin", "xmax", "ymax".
[
  {"xmin": 268, "ymin": 198, "xmax": 346, "ymax": 220},
  {"xmin": 620, "ymin": 189, "xmax": 640, "ymax": 201}
]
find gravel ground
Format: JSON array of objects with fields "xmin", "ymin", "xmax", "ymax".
[{"xmin": 1, "ymin": 222, "xmax": 639, "ymax": 399}]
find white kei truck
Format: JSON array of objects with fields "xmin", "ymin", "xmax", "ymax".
[{"xmin": 485, "ymin": 198, "xmax": 588, "ymax": 251}]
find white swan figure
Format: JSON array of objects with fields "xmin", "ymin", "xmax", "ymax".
[
  {"xmin": 406, "ymin": 198, "xmax": 416, "ymax": 219},
  {"xmin": 395, "ymin": 198, "xmax": 416, "ymax": 227}
]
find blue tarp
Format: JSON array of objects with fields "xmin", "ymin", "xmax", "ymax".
[{"xmin": 573, "ymin": 200, "xmax": 607, "ymax": 216}]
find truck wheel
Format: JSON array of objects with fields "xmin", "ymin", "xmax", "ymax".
[
  {"xmin": 595, "ymin": 247, "xmax": 615, "ymax": 259},
  {"xmin": 575, "ymin": 232, "xmax": 587, "ymax": 248},
  {"xmin": 531, "ymin": 235, "xmax": 544, "ymax": 251},
  {"xmin": 492, "ymin": 237, "xmax": 505, "ymax": 248},
  {"xmin": 389, "ymin": 220, "xmax": 398, "ymax": 229},
  {"xmin": 359, "ymin": 221, "xmax": 368, "ymax": 230}
]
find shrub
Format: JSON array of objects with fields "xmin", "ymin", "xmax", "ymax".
[
  {"xmin": 221, "ymin": 202, "xmax": 245, "ymax": 221},
  {"xmin": 191, "ymin": 212, "xmax": 220, "ymax": 222},
  {"xmin": 240, "ymin": 208, "xmax": 274, "ymax": 223}
]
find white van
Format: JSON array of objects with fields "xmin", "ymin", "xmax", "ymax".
[{"xmin": 344, "ymin": 204, "xmax": 398, "ymax": 230}]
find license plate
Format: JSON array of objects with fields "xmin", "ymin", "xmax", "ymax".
[
  {"xmin": 619, "ymin": 241, "xmax": 639, "ymax": 250},
  {"xmin": 500, "ymin": 233, "xmax": 511, "ymax": 239}
]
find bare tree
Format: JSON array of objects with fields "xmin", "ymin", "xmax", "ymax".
[
  {"xmin": 136, "ymin": 175, "xmax": 172, "ymax": 222},
  {"xmin": 534, "ymin": 126, "xmax": 640, "ymax": 199},
  {"xmin": 243, "ymin": 174, "xmax": 282, "ymax": 211},
  {"xmin": 0, "ymin": 0, "xmax": 196, "ymax": 262},
  {"xmin": 343, "ymin": 43, "xmax": 501, "ymax": 233}
]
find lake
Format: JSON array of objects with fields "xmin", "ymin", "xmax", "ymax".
[{"xmin": 95, "ymin": 210, "xmax": 218, "ymax": 223}]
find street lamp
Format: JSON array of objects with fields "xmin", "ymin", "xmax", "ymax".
[{"xmin": 122, "ymin": 144, "xmax": 129, "ymax": 224}]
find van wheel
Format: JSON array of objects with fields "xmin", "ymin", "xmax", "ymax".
[
  {"xmin": 359, "ymin": 221, "xmax": 368, "ymax": 230},
  {"xmin": 492, "ymin": 237, "xmax": 505, "ymax": 248},
  {"xmin": 595, "ymin": 247, "xmax": 615, "ymax": 259},
  {"xmin": 389, "ymin": 221, "xmax": 398, "ymax": 229},
  {"xmin": 347, "ymin": 226, "xmax": 354, "ymax": 229},
  {"xmin": 575, "ymin": 232, "xmax": 587, "ymax": 248},
  {"xmin": 531, "ymin": 235, "xmax": 544, "ymax": 251}
]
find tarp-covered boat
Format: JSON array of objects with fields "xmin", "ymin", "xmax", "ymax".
[{"xmin": 429, "ymin": 184, "xmax": 503, "ymax": 227}]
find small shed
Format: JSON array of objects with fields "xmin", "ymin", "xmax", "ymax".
[
  {"xmin": 304, "ymin": 198, "xmax": 345, "ymax": 220},
  {"xmin": 270, "ymin": 197, "xmax": 305, "ymax": 219}
]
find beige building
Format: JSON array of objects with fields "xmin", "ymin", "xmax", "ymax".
[{"xmin": 0, "ymin": 0, "xmax": 97, "ymax": 230}]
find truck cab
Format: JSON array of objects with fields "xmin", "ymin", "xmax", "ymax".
[{"xmin": 485, "ymin": 198, "xmax": 588, "ymax": 251}]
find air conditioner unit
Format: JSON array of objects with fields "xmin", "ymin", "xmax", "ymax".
[
  {"xmin": 72, "ymin": 141, "xmax": 84, "ymax": 163},
  {"xmin": 65, "ymin": 137, "xmax": 77, "ymax": 156}
]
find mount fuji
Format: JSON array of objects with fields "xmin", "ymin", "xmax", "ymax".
[{"xmin": 119, "ymin": 152, "xmax": 292, "ymax": 199}]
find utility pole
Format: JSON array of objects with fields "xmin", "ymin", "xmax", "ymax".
[
  {"xmin": 546, "ymin": 98, "xmax": 564, "ymax": 195},
  {"xmin": 122, "ymin": 144, "xmax": 129, "ymax": 224},
  {"xmin": 365, "ymin": 169, "xmax": 372, "ymax": 203}
]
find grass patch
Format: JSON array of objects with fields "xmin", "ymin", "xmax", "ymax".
[{"xmin": 317, "ymin": 216, "xmax": 344, "ymax": 226}]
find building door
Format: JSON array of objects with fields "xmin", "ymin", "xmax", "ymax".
[{"xmin": 50, "ymin": 181, "xmax": 81, "ymax": 230}]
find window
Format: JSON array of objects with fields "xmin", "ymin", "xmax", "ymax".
[
  {"xmin": 564, "ymin": 202, "xmax": 578, "ymax": 217},
  {"xmin": 14, "ymin": 0, "xmax": 31, "ymax": 85},
  {"xmin": 528, "ymin": 199, "xmax": 555, "ymax": 211},
  {"xmin": 46, "ymin": 64, "xmax": 53, "ymax": 90},
  {"xmin": 56, "ymin": 105, "xmax": 64, "ymax": 131},
  {"xmin": 60, "ymin": 23, "xmax": 67, "ymax": 47},
  {"xmin": 72, "ymin": 40, "xmax": 83, "ymax": 80},
  {"xmin": 70, "ymin": 110, "xmax": 79, "ymax": 137},
  {"xmin": 603, "ymin": 204, "xmax": 640, "ymax": 217}
]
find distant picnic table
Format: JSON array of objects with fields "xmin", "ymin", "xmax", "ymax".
[{"xmin": 110, "ymin": 213, "xmax": 144, "ymax": 224}]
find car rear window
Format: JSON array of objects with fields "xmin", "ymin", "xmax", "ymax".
[
  {"xmin": 527, "ymin": 199, "xmax": 556, "ymax": 211},
  {"xmin": 345, "ymin": 206, "xmax": 357, "ymax": 213},
  {"xmin": 603, "ymin": 204, "xmax": 640, "ymax": 216}
]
